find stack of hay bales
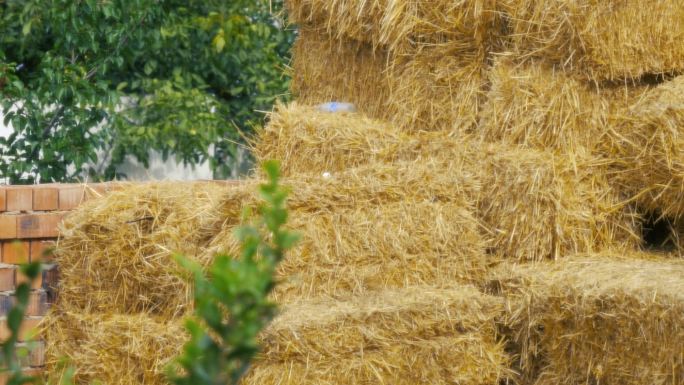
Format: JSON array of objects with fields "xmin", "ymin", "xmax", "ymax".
[{"xmin": 43, "ymin": 1, "xmax": 684, "ymax": 384}]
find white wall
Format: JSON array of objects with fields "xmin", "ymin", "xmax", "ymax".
[{"xmin": 0, "ymin": 113, "xmax": 215, "ymax": 183}]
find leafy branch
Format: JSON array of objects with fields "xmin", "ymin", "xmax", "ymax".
[{"xmin": 169, "ymin": 160, "xmax": 299, "ymax": 385}]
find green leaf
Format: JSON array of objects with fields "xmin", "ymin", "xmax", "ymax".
[{"xmin": 213, "ymin": 31, "xmax": 226, "ymax": 53}]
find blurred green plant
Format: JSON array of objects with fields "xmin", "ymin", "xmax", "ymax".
[
  {"xmin": 0, "ymin": 262, "xmax": 42, "ymax": 385},
  {"xmin": 168, "ymin": 160, "xmax": 299, "ymax": 385},
  {"xmin": 0, "ymin": 0, "xmax": 294, "ymax": 183}
]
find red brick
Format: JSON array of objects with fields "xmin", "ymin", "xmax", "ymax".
[
  {"xmin": 28, "ymin": 341, "xmax": 45, "ymax": 367},
  {"xmin": 25, "ymin": 291, "xmax": 48, "ymax": 316},
  {"xmin": 0, "ymin": 266, "xmax": 16, "ymax": 291},
  {"xmin": 58, "ymin": 185, "xmax": 86, "ymax": 210},
  {"xmin": 42, "ymin": 266, "xmax": 59, "ymax": 304},
  {"xmin": 0, "ymin": 368, "xmax": 44, "ymax": 384},
  {"xmin": 16, "ymin": 213, "xmax": 65, "ymax": 239},
  {"xmin": 16, "ymin": 341, "xmax": 46, "ymax": 368},
  {"xmin": 2, "ymin": 241, "xmax": 30, "ymax": 264},
  {"xmin": 16, "ymin": 268, "xmax": 42, "ymax": 291},
  {"xmin": 0, "ymin": 294, "xmax": 13, "ymax": 316},
  {"xmin": 0, "ymin": 317, "xmax": 41, "ymax": 342},
  {"xmin": 6, "ymin": 188, "xmax": 33, "ymax": 212},
  {"xmin": 30, "ymin": 240, "xmax": 55, "ymax": 262},
  {"xmin": 32, "ymin": 188, "xmax": 58, "ymax": 211},
  {"xmin": 0, "ymin": 216, "xmax": 17, "ymax": 239},
  {"xmin": 0, "ymin": 188, "xmax": 6, "ymax": 212}
]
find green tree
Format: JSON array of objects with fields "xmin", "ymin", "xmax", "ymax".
[{"xmin": 0, "ymin": 0, "xmax": 293, "ymax": 183}]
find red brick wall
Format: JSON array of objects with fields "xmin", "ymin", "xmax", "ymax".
[{"xmin": 0, "ymin": 183, "xmax": 116, "ymax": 381}]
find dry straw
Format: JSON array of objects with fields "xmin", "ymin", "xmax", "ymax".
[
  {"xmin": 208, "ymin": 200, "xmax": 490, "ymax": 303},
  {"xmin": 45, "ymin": 312, "xmax": 185, "ymax": 385},
  {"xmin": 386, "ymin": 45, "xmax": 486, "ymax": 132},
  {"xmin": 55, "ymin": 182, "xmax": 228, "ymax": 318},
  {"xmin": 286, "ymin": 0, "xmax": 504, "ymax": 54},
  {"xmin": 254, "ymin": 103, "xmax": 419, "ymax": 175},
  {"xmin": 291, "ymin": 30, "xmax": 486, "ymax": 132},
  {"xmin": 474, "ymin": 145, "xmax": 640, "ymax": 261},
  {"xmin": 291, "ymin": 28, "xmax": 391, "ymax": 121},
  {"xmin": 256, "ymin": 104, "xmax": 639, "ymax": 260},
  {"xmin": 478, "ymin": 59, "xmax": 610, "ymax": 152},
  {"xmin": 489, "ymin": 253, "xmax": 684, "ymax": 385},
  {"xmin": 242, "ymin": 285, "xmax": 512, "ymax": 385},
  {"xmin": 607, "ymin": 75, "xmax": 684, "ymax": 219},
  {"xmin": 502, "ymin": 0, "xmax": 684, "ymax": 81}
]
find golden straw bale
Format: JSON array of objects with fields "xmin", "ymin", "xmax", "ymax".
[
  {"xmin": 607, "ymin": 75, "xmax": 684, "ymax": 219},
  {"xmin": 490, "ymin": 254, "xmax": 684, "ymax": 385},
  {"xmin": 45, "ymin": 312, "xmax": 185, "ymax": 385},
  {"xmin": 290, "ymin": 30, "xmax": 487, "ymax": 132},
  {"xmin": 255, "ymin": 103, "xmax": 476, "ymax": 176},
  {"xmin": 291, "ymin": 28, "xmax": 390, "ymax": 120},
  {"xmin": 478, "ymin": 59, "xmax": 611, "ymax": 152},
  {"xmin": 287, "ymin": 0, "xmax": 504, "ymax": 54},
  {"xmin": 386, "ymin": 46, "xmax": 486, "ymax": 132},
  {"xmin": 209, "ymin": 199, "xmax": 490, "ymax": 303},
  {"xmin": 501, "ymin": 0, "xmax": 684, "ymax": 81},
  {"xmin": 242, "ymin": 285, "xmax": 511, "ymax": 384},
  {"xmin": 55, "ymin": 182, "xmax": 228, "ymax": 318},
  {"xmin": 254, "ymin": 103, "xmax": 413, "ymax": 176},
  {"xmin": 474, "ymin": 146, "xmax": 640, "ymax": 261}
]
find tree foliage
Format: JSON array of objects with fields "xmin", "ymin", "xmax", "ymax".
[{"xmin": 0, "ymin": 0, "xmax": 293, "ymax": 183}]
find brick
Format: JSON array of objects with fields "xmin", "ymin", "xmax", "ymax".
[
  {"xmin": 42, "ymin": 265, "xmax": 59, "ymax": 304},
  {"xmin": 0, "ymin": 294, "xmax": 13, "ymax": 316},
  {"xmin": 16, "ymin": 268, "xmax": 42, "ymax": 291},
  {"xmin": 2, "ymin": 241, "xmax": 30, "ymax": 264},
  {"xmin": 28, "ymin": 341, "xmax": 45, "ymax": 367},
  {"xmin": 0, "ymin": 368, "xmax": 44, "ymax": 384},
  {"xmin": 6, "ymin": 188, "xmax": 33, "ymax": 212},
  {"xmin": 32, "ymin": 188, "xmax": 58, "ymax": 211},
  {"xmin": 0, "ymin": 266, "xmax": 16, "ymax": 291},
  {"xmin": 16, "ymin": 341, "xmax": 46, "ymax": 368},
  {"xmin": 25, "ymin": 291, "xmax": 48, "ymax": 317},
  {"xmin": 0, "ymin": 368, "xmax": 43, "ymax": 385},
  {"xmin": 15, "ymin": 343, "xmax": 44, "ymax": 368},
  {"xmin": 0, "ymin": 317, "xmax": 41, "ymax": 342},
  {"xmin": 58, "ymin": 185, "xmax": 86, "ymax": 210},
  {"xmin": 30, "ymin": 240, "xmax": 55, "ymax": 262},
  {"xmin": 0, "ymin": 216, "xmax": 17, "ymax": 239},
  {"xmin": 16, "ymin": 213, "xmax": 65, "ymax": 239},
  {"xmin": 0, "ymin": 188, "xmax": 6, "ymax": 212}
]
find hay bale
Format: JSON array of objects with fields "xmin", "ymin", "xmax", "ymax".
[
  {"xmin": 502, "ymin": 0, "xmax": 684, "ymax": 81},
  {"xmin": 608, "ymin": 75, "xmax": 684, "ymax": 219},
  {"xmin": 254, "ymin": 103, "xmax": 418, "ymax": 176},
  {"xmin": 290, "ymin": 30, "xmax": 486, "ymax": 132},
  {"xmin": 286, "ymin": 0, "xmax": 504, "ymax": 54},
  {"xmin": 386, "ymin": 45, "xmax": 486, "ymax": 132},
  {"xmin": 242, "ymin": 285, "xmax": 512, "ymax": 384},
  {"xmin": 474, "ymin": 146, "xmax": 639, "ymax": 261},
  {"xmin": 245, "ymin": 337, "xmax": 506, "ymax": 385},
  {"xmin": 489, "ymin": 254, "xmax": 684, "ymax": 385},
  {"xmin": 291, "ymin": 28, "xmax": 391, "ymax": 120},
  {"xmin": 55, "ymin": 182, "xmax": 228, "ymax": 318},
  {"xmin": 45, "ymin": 312, "xmax": 185, "ymax": 385},
  {"xmin": 209, "ymin": 196, "xmax": 490, "ymax": 302},
  {"xmin": 478, "ymin": 59, "xmax": 610, "ymax": 152}
]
